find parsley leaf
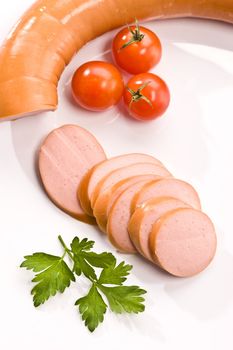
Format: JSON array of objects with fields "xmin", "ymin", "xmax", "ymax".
[
  {"xmin": 71, "ymin": 237, "xmax": 116, "ymax": 280},
  {"xmin": 21, "ymin": 235, "xmax": 147, "ymax": 332},
  {"xmin": 83, "ymin": 252, "xmax": 116, "ymax": 268},
  {"xmin": 21, "ymin": 253, "xmax": 75, "ymax": 307},
  {"xmin": 73, "ymin": 254, "xmax": 97, "ymax": 280},
  {"xmin": 75, "ymin": 284, "xmax": 107, "ymax": 332},
  {"xmin": 20, "ymin": 253, "xmax": 60, "ymax": 272},
  {"xmin": 71, "ymin": 237, "xmax": 97, "ymax": 280},
  {"xmin": 99, "ymin": 285, "xmax": 146, "ymax": 314},
  {"xmin": 98, "ymin": 261, "xmax": 132, "ymax": 285},
  {"xmin": 70, "ymin": 237, "xmax": 94, "ymax": 253}
]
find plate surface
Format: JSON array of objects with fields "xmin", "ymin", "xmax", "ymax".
[{"xmin": 1, "ymin": 1, "xmax": 233, "ymax": 349}]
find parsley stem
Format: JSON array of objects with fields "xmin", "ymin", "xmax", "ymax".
[
  {"xmin": 95, "ymin": 282, "xmax": 105, "ymax": 292},
  {"xmin": 88, "ymin": 276, "xmax": 97, "ymax": 283},
  {"xmin": 58, "ymin": 235, "xmax": 74, "ymax": 260}
]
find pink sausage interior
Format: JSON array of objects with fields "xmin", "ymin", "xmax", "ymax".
[
  {"xmin": 106, "ymin": 175, "xmax": 160, "ymax": 217},
  {"xmin": 133, "ymin": 178, "xmax": 201, "ymax": 211},
  {"xmin": 150, "ymin": 208, "xmax": 217, "ymax": 277},
  {"xmin": 92, "ymin": 162, "xmax": 171, "ymax": 207},
  {"xmin": 129, "ymin": 197, "xmax": 190, "ymax": 261},
  {"xmin": 93, "ymin": 174, "xmax": 161, "ymax": 232},
  {"xmin": 39, "ymin": 124, "xmax": 106, "ymax": 222},
  {"xmin": 88, "ymin": 153, "xmax": 165, "ymax": 201},
  {"xmin": 107, "ymin": 179, "xmax": 156, "ymax": 253}
]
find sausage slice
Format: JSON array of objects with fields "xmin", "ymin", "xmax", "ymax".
[
  {"xmin": 93, "ymin": 175, "xmax": 161, "ymax": 233},
  {"xmin": 128, "ymin": 197, "xmax": 190, "ymax": 261},
  {"xmin": 107, "ymin": 179, "xmax": 160, "ymax": 253},
  {"xmin": 91, "ymin": 162, "xmax": 171, "ymax": 208},
  {"xmin": 38, "ymin": 124, "xmax": 106, "ymax": 223},
  {"xmin": 78, "ymin": 153, "xmax": 167, "ymax": 216},
  {"xmin": 131, "ymin": 178, "xmax": 201, "ymax": 212},
  {"xmin": 149, "ymin": 208, "xmax": 217, "ymax": 277}
]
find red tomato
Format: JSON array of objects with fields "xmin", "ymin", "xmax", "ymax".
[
  {"xmin": 112, "ymin": 21, "xmax": 162, "ymax": 74},
  {"xmin": 71, "ymin": 61, "xmax": 124, "ymax": 111},
  {"xmin": 123, "ymin": 73, "xmax": 170, "ymax": 121}
]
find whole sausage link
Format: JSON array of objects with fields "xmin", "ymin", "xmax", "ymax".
[{"xmin": 0, "ymin": 0, "xmax": 232, "ymax": 120}]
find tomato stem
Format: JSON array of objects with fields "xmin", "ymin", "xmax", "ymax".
[
  {"xmin": 127, "ymin": 81, "xmax": 152, "ymax": 109},
  {"xmin": 120, "ymin": 19, "xmax": 145, "ymax": 50}
]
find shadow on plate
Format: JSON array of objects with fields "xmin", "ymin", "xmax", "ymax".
[
  {"xmin": 163, "ymin": 249, "xmax": 233, "ymax": 321},
  {"xmin": 109, "ymin": 311, "xmax": 165, "ymax": 341}
]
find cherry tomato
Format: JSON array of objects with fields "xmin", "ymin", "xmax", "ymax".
[
  {"xmin": 112, "ymin": 21, "xmax": 162, "ymax": 74},
  {"xmin": 123, "ymin": 73, "xmax": 170, "ymax": 121},
  {"xmin": 71, "ymin": 61, "xmax": 124, "ymax": 111}
]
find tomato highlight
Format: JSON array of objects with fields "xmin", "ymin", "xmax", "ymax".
[{"xmin": 71, "ymin": 61, "xmax": 124, "ymax": 111}]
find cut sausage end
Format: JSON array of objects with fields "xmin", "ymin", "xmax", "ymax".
[
  {"xmin": 38, "ymin": 124, "xmax": 106, "ymax": 224},
  {"xmin": 0, "ymin": 107, "xmax": 56, "ymax": 122},
  {"xmin": 0, "ymin": 76, "xmax": 57, "ymax": 120},
  {"xmin": 128, "ymin": 197, "xmax": 190, "ymax": 261},
  {"xmin": 149, "ymin": 208, "xmax": 217, "ymax": 277}
]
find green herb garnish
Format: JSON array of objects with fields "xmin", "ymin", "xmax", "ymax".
[{"xmin": 20, "ymin": 235, "xmax": 146, "ymax": 332}]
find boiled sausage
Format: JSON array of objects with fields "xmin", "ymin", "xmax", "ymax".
[
  {"xmin": 38, "ymin": 124, "xmax": 106, "ymax": 223},
  {"xmin": 149, "ymin": 208, "xmax": 217, "ymax": 277},
  {"xmin": 131, "ymin": 178, "xmax": 201, "ymax": 212},
  {"xmin": 93, "ymin": 175, "xmax": 161, "ymax": 233},
  {"xmin": 1, "ymin": 0, "xmax": 232, "ymax": 120},
  {"xmin": 107, "ymin": 179, "xmax": 160, "ymax": 253},
  {"xmin": 128, "ymin": 197, "xmax": 190, "ymax": 261},
  {"xmin": 91, "ymin": 163, "xmax": 171, "ymax": 208},
  {"xmin": 78, "ymin": 153, "xmax": 166, "ymax": 216}
]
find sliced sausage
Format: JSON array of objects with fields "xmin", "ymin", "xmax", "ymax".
[
  {"xmin": 131, "ymin": 178, "xmax": 201, "ymax": 212},
  {"xmin": 93, "ymin": 174, "xmax": 161, "ymax": 233},
  {"xmin": 78, "ymin": 153, "xmax": 167, "ymax": 216},
  {"xmin": 38, "ymin": 124, "xmax": 106, "ymax": 223},
  {"xmin": 91, "ymin": 163, "xmax": 172, "ymax": 209},
  {"xmin": 107, "ymin": 179, "xmax": 160, "ymax": 253},
  {"xmin": 128, "ymin": 197, "xmax": 190, "ymax": 261},
  {"xmin": 149, "ymin": 208, "xmax": 217, "ymax": 277}
]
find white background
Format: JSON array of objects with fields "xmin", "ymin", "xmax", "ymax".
[{"xmin": 0, "ymin": 1, "xmax": 233, "ymax": 349}]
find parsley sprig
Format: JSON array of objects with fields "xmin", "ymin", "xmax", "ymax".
[{"xmin": 20, "ymin": 235, "xmax": 146, "ymax": 332}]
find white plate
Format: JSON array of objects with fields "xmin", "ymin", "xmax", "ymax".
[{"xmin": 1, "ymin": 1, "xmax": 233, "ymax": 349}]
